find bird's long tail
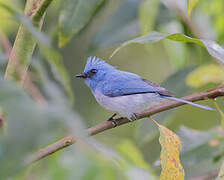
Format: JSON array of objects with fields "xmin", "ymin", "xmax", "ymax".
[{"xmin": 162, "ymin": 96, "xmax": 215, "ymax": 111}]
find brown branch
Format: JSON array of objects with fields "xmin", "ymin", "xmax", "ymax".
[{"xmin": 27, "ymin": 86, "xmax": 224, "ymax": 164}]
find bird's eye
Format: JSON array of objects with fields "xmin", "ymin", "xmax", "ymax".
[{"xmin": 90, "ymin": 69, "xmax": 98, "ymax": 74}]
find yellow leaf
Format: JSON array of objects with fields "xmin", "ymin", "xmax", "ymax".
[
  {"xmin": 217, "ymin": 160, "xmax": 224, "ymax": 180},
  {"xmin": 187, "ymin": 0, "xmax": 200, "ymax": 17},
  {"xmin": 186, "ymin": 64, "xmax": 224, "ymax": 88},
  {"xmin": 151, "ymin": 118, "xmax": 184, "ymax": 180}
]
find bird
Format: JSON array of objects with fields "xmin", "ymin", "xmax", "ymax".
[{"xmin": 76, "ymin": 56, "xmax": 215, "ymax": 124}]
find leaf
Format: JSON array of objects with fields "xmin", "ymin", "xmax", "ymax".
[
  {"xmin": 125, "ymin": 167, "xmax": 157, "ymax": 180},
  {"xmin": 0, "ymin": 1, "xmax": 50, "ymax": 45},
  {"xmin": 151, "ymin": 119, "xmax": 185, "ymax": 180},
  {"xmin": 201, "ymin": 40, "xmax": 224, "ymax": 63},
  {"xmin": 213, "ymin": 101, "xmax": 224, "ymax": 131},
  {"xmin": 0, "ymin": 2, "xmax": 73, "ymax": 101},
  {"xmin": 0, "ymin": 79, "xmax": 82, "ymax": 178},
  {"xmin": 110, "ymin": 32, "xmax": 224, "ymax": 64},
  {"xmin": 187, "ymin": 0, "xmax": 200, "ymax": 17},
  {"xmin": 139, "ymin": 0, "xmax": 159, "ymax": 35},
  {"xmin": 115, "ymin": 140, "xmax": 157, "ymax": 180},
  {"xmin": 217, "ymin": 161, "xmax": 224, "ymax": 180},
  {"xmin": 39, "ymin": 45, "xmax": 74, "ymax": 102},
  {"xmin": 0, "ymin": 50, "xmax": 6, "ymax": 62},
  {"xmin": 178, "ymin": 126, "xmax": 221, "ymax": 177},
  {"xmin": 58, "ymin": 0, "xmax": 104, "ymax": 47},
  {"xmin": 116, "ymin": 140, "xmax": 150, "ymax": 169},
  {"xmin": 0, "ymin": 0, "xmax": 18, "ymax": 34},
  {"xmin": 92, "ymin": 0, "xmax": 142, "ymax": 48},
  {"xmin": 177, "ymin": 126, "xmax": 217, "ymax": 153},
  {"xmin": 186, "ymin": 64, "xmax": 224, "ymax": 88}
]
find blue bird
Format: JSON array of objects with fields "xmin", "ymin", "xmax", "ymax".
[{"xmin": 76, "ymin": 57, "xmax": 214, "ymax": 122}]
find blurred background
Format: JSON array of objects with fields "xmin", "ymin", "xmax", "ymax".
[{"xmin": 0, "ymin": 0, "xmax": 224, "ymax": 179}]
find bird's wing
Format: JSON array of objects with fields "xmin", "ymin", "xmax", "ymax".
[
  {"xmin": 101, "ymin": 71, "xmax": 171, "ymax": 97},
  {"xmin": 100, "ymin": 70, "xmax": 215, "ymax": 111}
]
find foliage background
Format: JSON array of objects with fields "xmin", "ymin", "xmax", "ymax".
[{"xmin": 0, "ymin": 0, "xmax": 224, "ymax": 179}]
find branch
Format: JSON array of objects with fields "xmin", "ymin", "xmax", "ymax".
[{"xmin": 27, "ymin": 86, "xmax": 224, "ymax": 164}]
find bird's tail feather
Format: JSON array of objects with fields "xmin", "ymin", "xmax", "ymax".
[{"xmin": 162, "ymin": 96, "xmax": 215, "ymax": 111}]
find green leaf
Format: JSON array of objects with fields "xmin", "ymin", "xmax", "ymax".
[
  {"xmin": 58, "ymin": 0, "xmax": 104, "ymax": 47},
  {"xmin": 177, "ymin": 126, "xmax": 221, "ymax": 176},
  {"xmin": 0, "ymin": 79, "xmax": 81, "ymax": 178},
  {"xmin": 0, "ymin": 0, "xmax": 18, "ymax": 34},
  {"xmin": 92, "ymin": 0, "xmax": 142, "ymax": 48},
  {"xmin": 0, "ymin": 51, "xmax": 6, "ymax": 62},
  {"xmin": 0, "ymin": 2, "xmax": 73, "ymax": 101},
  {"xmin": 116, "ymin": 139, "xmax": 150, "ymax": 169},
  {"xmin": 39, "ymin": 45, "xmax": 74, "ymax": 102},
  {"xmin": 177, "ymin": 126, "xmax": 217, "ymax": 153},
  {"xmin": 187, "ymin": 0, "xmax": 200, "ymax": 17},
  {"xmin": 110, "ymin": 32, "xmax": 224, "ymax": 64},
  {"xmin": 138, "ymin": 0, "xmax": 159, "ymax": 35}
]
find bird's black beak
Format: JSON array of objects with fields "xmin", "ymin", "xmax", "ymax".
[{"xmin": 75, "ymin": 73, "xmax": 88, "ymax": 78}]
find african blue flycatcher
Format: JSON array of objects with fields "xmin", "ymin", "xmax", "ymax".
[{"xmin": 76, "ymin": 57, "xmax": 214, "ymax": 122}]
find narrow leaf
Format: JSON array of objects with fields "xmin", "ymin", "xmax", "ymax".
[
  {"xmin": 0, "ymin": 3, "xmax": 73, "ymax": 101},
  {"xmin": 151, "ymin": 118, "xmax": 185, "ymax": 180},
  {"xmin": 58, "ymin": 0, "xmax": 104, "ymax": 47},
  {"xmin": 187, "ymin": 0, "xmax": 200, "ymax": 17},
  {"xmin": 110, "ymin": 32, "xmax": 224, "ymax": 64}
]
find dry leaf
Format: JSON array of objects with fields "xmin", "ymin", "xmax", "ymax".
[
  {"xmin": 158, "ymin": 124, "xmax": 185, "ymax": 180},
  {"xmin": 217, "ymin": 161, "xmax": 224, "ymax": 180},
  {"xmin": 150, "ymin": 118, "xmax": 185, "ymax": 180}
]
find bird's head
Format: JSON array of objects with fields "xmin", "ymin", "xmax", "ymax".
[{"xmin": 76, "ymin": 56, "xmax": 115, "ymax": 89}]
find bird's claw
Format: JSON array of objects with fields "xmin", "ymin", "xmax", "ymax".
[
  {"xmin": 130, "ymin": 113, "xmax": 138, "ymax": 121},
  {"xmin": 111, "ymin": 120, "xmax": 118, "ymax": 127},
  {"xmin": 107, "ymin": 113, "xmax": 118, "ymax": 127}
]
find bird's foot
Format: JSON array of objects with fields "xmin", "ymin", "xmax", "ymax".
[
  {"xmin": 107, "ymin": 113, "xmax": 118, "ymax": 127},
  {"xmin": 129, "ymin": 113, "xmax": 138, "ymax": 122},
  {"xmin": 107, "ymin": 113, "xmax": 117, "ymax": 121}
]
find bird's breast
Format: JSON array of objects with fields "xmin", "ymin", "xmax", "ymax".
[{"xmin": 92, "ymin": 90, "xmax": 167, "ymax": 116}]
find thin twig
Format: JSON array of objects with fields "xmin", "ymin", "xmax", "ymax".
[{"xmin": 28, "ymin": 86, "xmax": 224, "ymax": 164}]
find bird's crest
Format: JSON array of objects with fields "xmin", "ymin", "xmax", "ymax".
[{"xmin": 84, "ymin": 56, "xmax": 115, "ymax": 72}]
